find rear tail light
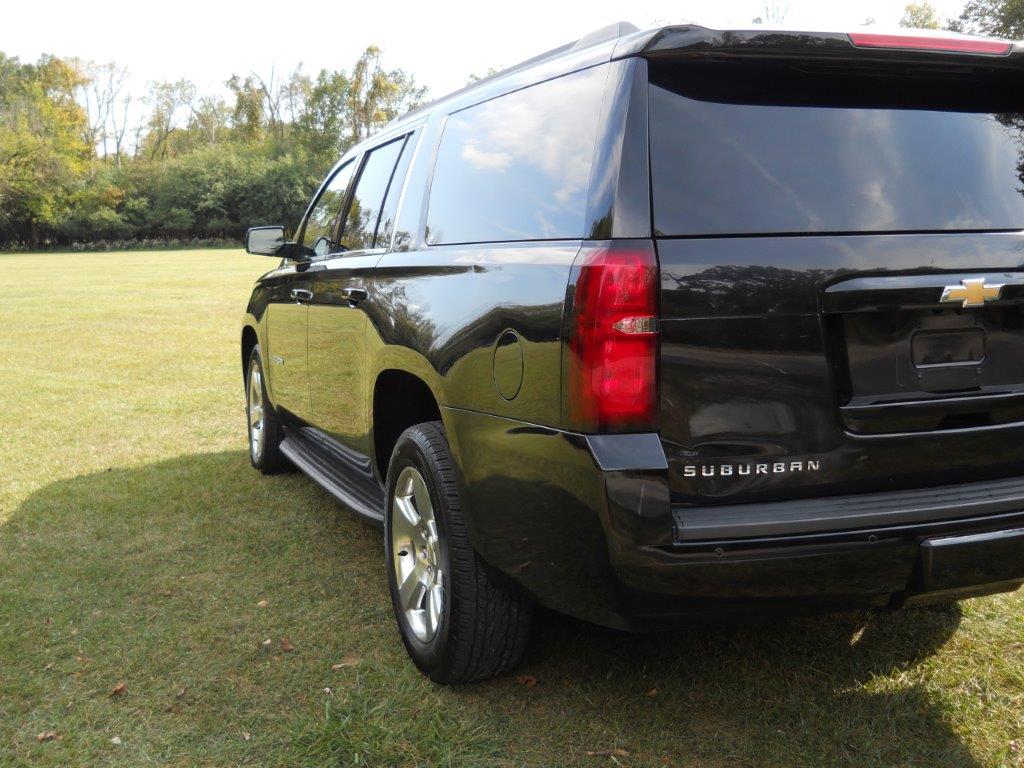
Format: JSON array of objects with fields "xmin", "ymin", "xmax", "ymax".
[
  {"xmin": 566, "ymin": 241, "xmax": 659, "ymax": 433},
  {"xmin": 848, "ymin": 32, "xmax": 1013, "ymax": 55}
]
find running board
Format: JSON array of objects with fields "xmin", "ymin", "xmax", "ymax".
[{"xmin": 280, "ymin": 427, "xmax": 385, "ymax": 524}]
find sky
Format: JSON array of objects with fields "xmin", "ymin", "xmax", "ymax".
[{"xmin": 5, "ymin": 0, "xmax": 969, "ymax": 101}]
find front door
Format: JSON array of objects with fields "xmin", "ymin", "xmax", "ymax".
[
  {"xmin": 308, "ymin": 134, "xmax": 412, "ymax": 454},
  {"xmin": 266, "ymin": 160, "xmax": 359, "ymax": 424},
  {"xmin": 265, "ymin": 268, "xmax": 314, "ymax": 421}
]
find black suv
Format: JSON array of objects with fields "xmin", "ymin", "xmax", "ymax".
[{"xmin": 241, "ymin": 23, "xmax": 1024, "ymax": 683}]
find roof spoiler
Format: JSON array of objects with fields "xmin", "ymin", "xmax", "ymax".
[{"xmin": 612, "ymin": 26, "xmax": 1024, "ymax": 68}]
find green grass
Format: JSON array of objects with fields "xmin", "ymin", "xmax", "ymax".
[{"xmin": 1, "ymin": 249, "xmax": 1024, "ymax": 767}]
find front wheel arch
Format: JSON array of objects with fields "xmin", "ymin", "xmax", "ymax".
[{"xmin": 241, "ymin": 325, "xmax": 258, "ymax": 384}]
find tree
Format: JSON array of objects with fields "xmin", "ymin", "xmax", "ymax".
[
  {"xmin": 753, "ymin": 1, "xmax": 790, "ymax": 23},
  {"xmin": 226, "ymin": 74, "xmax": 265, "ymax": 144},
  {"xmin": 189, "ymin": 96, "xmax": 231, "ymax": 146},
  {"xmin": 142, "ymin": 79, "xmax": 196, "ymax": 161},
  {"xmin": 346, "ymin": 46, "xmax": 426, "ymax": 146},
  {"xmin": 294, "ymin": 69, "xmax": 351, "ymax": 163},
  {"xmin": 0, "ymin": 43, "xmax": 425, "ymax": 248},
  {"xmin": 0, "ymin": 54, "xmax": 92, "ymax": 247},
  {"xmin": 950, "ymin": 0, "xmax": 1024, "ymax": 37},
  {"xmin": 74, "ymin": 61, "xmax": 130, "ymax": 161},
  {"xmin": 900, "ymin": 2, "xmax": 943, "ymax": 29}
]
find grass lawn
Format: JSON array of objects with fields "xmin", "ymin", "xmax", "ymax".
[{"xmin": 1, "ymin": 248, "xmax": 1023, "ymax": 767}]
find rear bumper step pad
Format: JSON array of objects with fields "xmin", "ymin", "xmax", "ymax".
[{"xmin": 674, "ymin": 475, "xmax": 1024, "ymax": 542}]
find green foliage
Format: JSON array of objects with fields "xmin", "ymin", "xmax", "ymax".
[
  {"xmin": 0, "ymin": 46, "xmax": 424, "ymax": 248},
  {"xmin": 900, "ymin": 2, "xmax": 944, "ymax": 29},
  {"xmin": 950, "ymin": 0, "xmax": 1024, "ymax": 37},
  {"xmin": 0, "ymin": 54, "xmax": 92, "ymax": 247},
  {"xmin": 346, "ymin": 46, "xmax": 427, "ymax": 146}
]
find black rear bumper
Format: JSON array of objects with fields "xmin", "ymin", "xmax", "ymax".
[
  {"xmin": 673, "ymin": 474, "xmax": 1024, "ymax": 543},
  {"xmin": 444, "ymin": 409, "xmax": 1024, "ymax": 630}
]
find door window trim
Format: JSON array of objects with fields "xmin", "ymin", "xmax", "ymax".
[
  {"xmin": 294, "ymin": 126, "xmax": 422, "ymax": 262},
  {"xmin": 335, "ymin": 133, "xmax": 411, "ymax": 257}
]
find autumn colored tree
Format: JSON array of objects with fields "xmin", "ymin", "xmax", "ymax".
[
  {"xmin": 950, "ymin": 0, "xmax": 1024, "ymax": 37},
  {"xmin": 0, "ymin": 54, "xmax": 92, "ymax": 247},
  {"xmin": 900, "ymin": 2, "xmax": 943, "ymax": 29},
  {"xmin": 0, "ymin": 45, "xmax": 425, "ymax": 248}
]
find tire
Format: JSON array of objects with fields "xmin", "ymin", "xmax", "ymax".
[
  {"xmin": 384, "ymin": 421, "xmax": 533, "ymax": 683},
  {"xmin": 245, "ymin": 344, "xmax": 289, "ymax": 474}
]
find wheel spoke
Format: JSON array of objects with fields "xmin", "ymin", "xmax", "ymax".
[
  {"xmin": 392, "ymin": 496, "xmax": 420, "ymax": 542},
  {"xmin": 426, "ymin": 581, "xmax": 444, "ymax": 637},
  {"xmin": 411, "ymin": 473, "xmax": 432, "ymax": 523},
  {"xmin": 398, "ymin": 560, "xmax": 426, "ymax": 611}
]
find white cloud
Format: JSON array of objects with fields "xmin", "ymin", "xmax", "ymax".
[{"xmin": 460, "ymin": 141, "xmax": 512, "ymax": 171}]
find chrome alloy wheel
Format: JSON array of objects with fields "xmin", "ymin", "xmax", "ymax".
[
  {"xmin": 247, "ymin": 361, "xmax": 265, "ymax": 461},
  {"xmin": 391, "ymin": 466, "xmax": 445, "ymax": 643}
]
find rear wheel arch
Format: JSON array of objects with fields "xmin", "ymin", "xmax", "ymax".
[{"xmin": 372, "ymin": 369, "xmax": 443, "ymax": 483}]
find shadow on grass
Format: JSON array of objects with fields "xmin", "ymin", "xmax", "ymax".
[{"xmin": 0, "ymin": 451, "xmax": 980, "ymax": 767}]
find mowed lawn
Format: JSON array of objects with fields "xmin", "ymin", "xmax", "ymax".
[{"xmin": 1, "ymin": 249, "xmax": 1023, "ymax": 768}]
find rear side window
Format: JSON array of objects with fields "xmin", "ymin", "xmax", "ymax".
[
  {"xmin": 375, "ymin": 132, "xmax": 417, "ymax": 249},
  {"xmin": 340, "ymin": 136, "xmax": 407, "ymax": 252},
  {"xmin": 649, "ymin": 61, "xmax": 1024, "ymax": 237},
  {"xmin": 426, "ymin": 65, "xmax": 608, "ymax": 245}
]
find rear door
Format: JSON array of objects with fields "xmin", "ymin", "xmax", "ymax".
[
  {"xmin": 266, "ymin": 161, "xmax": 356, "ymax": 422},
  {"xmin": 307, "ymin": 133, "xmax": 414, "ymax": 454},
  {"xmin": 647, "ymin": 57, "xmax": 1024, "ymax": 505}
]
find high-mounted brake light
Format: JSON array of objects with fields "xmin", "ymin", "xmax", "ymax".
[
  {"xmin": 848, "ymin": 32, "xmax": 1013, "ymax": 55},
  {"xmin": 566, "ymin": 242, "xmax": 659, "ymax": 433}
]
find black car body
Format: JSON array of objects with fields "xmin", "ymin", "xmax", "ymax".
[{"xmin": 241, "ymin": 23, "xmax": 1024, "ymax": 681}]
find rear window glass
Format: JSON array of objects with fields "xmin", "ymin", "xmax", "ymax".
[
  {"xmin": 650, "ymin": 61, "xmax": 1024, "ymax": 237},
  {"xmin": 426, "ymin": 65, "xmax": 607, "ymax": 245}
]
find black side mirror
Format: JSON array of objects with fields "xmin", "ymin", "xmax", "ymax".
[{"xmin": 245, "ymin": 226, "xmax": 297, "ymax": 258}]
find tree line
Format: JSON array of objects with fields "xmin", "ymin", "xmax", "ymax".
[
  {"xmin": 2, "ymin": 2, "xmax": 1022, "ymax": 251},
  {"xmin": 901, "ymin": 0, "xmax": 1024, "ymax": 34},
  {"xmin": 0, "ymin": 46, "xmax": 425, "ymax": 249}
]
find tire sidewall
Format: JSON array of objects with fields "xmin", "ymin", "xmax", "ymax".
[{"xmin": 384, "ymin": 430, "xmax": 456, "ymax": 677}]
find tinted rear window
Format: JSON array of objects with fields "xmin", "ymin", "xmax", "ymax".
[
  {"xmin": 650, "ymin": 61, "xmax": 1024, "ymax": 237},
  {"xmin": 426, "ymin": 65, "xmax": 607, "ymax": 245}
]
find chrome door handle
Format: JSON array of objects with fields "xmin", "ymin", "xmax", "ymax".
[
  {"xmin": 342, "ymin": 287, "xmax": 368, "ymax": 304},
  {"xmin": 290, "ymin": 288, "xmax": 313, "ymax": 303}
]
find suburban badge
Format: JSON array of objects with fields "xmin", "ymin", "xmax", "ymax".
[{"xmin": 682, "ymin": 460, "xmax": 821, "ymax": 479}]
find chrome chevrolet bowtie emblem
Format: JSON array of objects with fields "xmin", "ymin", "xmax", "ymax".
[{"xmin": 940, "ymin": 278, "xmax": 1004, "ymax": 308}]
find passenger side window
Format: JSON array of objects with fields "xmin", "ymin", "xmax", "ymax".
[
  {"xmin": 425, "ymin": 65, "xmax": 607, "ymax": 245},
  {"xmin": 339, "ymin": 137, "xmax": 406, "ymax": 252},
  {"xmin": 301, "ymin": 161, "xmax": 356, "ymax": 258},
  {"xmin": 375, "ymin": 132, "xmax": 417, "ymax": 249}
]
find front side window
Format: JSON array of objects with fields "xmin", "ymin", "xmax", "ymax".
[
  {"xmin": 301, "ymin": 161, "xmax": 356, "ymax": 257},
  {"xmin": 426, "ymin": 65, "xmax": 607, "ymax": 245},
  {"xmin": 340, "ymin": 137, "xmax": 407, "ymax": 252}
]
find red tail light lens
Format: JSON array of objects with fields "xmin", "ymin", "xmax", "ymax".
[
  {"xmin": 567, "ymin": 242, "xmax": 659, "ymax": 433},
  {"xmin": 848, "ymin": 32, "xmax": 1012, "ymax": 55}
]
